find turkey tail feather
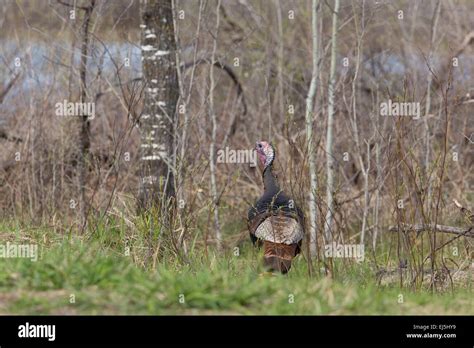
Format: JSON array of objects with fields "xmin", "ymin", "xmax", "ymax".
[{"xmin": 263, "ymin": 241, "xmax": 298, "ymax": 274}]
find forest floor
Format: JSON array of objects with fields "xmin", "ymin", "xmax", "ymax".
[{"xmin": 0, "ymin": 220, "xmax": 472, "ymax": 315}]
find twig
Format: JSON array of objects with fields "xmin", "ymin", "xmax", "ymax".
[
  {"xmin": 388, "ymin": 224, "xmax": 473, "ymax": 237},
  {"xmin": 0, "ymin": 73, "xmax": 20, "ymax": 104}
]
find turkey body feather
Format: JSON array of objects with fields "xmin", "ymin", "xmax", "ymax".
[
  {"xmin": 247, "ymin": 153, "xmax": 305, "ymax": 274},
  {"xmin": 255, "ymin": 215, "xmax": 304, "ymax": 245}
]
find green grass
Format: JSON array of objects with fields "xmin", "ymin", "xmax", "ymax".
[{"xmin": 0, "ymin": 220, "xmax": 472, "ymax": 315}]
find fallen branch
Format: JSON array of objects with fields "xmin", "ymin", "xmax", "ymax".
[{"xmin": 388, "ymin": 224, "xmax": 473, "ymax": 237}]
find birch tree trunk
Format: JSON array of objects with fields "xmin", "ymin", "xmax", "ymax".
[
  {"xmin": 373, "ymin": 140, "xmax": 380, "ymax": 250},
  {"xmin": 306, "ymin": 0, "xmax": 319, "ymax": 258},
  {"xmin": 209, "ymin": 0, "xmax": 222, "ymax": 249},
  {"xmin": 275, "ymin": 0, "xmax": 285, "ymax": 123},
  {"xmin": 138, "ymin": 0, "xmax": 179, "ymax": 212},
  {"xmin": 323, "ymin": 0, "xmax": 340, "ymax": 243}
]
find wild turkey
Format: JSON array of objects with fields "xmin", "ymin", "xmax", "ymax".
[{"xmin": 247, "ymin": 141, "xmax": 305, "ymax": 274}]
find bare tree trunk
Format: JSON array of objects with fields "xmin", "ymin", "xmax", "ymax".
[
  {"xmin": 138, "ymin": 0, "xmax": 179, "ymax": 213},
  {"xmin": 306, "ymin": 0, "xmax": 319, "ymax": 258},
  {"xmin": 275, "ymin": 0, "xmax": 285, "ymax": 123},
  {"xmin": 323, "ymin": 0, "xmax": 340, "ymax": 243},
  {"xmin": 209, "ymin": 0, "xmax": 222, "ymax": 249},
  {"xmin": 373, "ymin": 140, "xmax": 380, "ymax": 250},
  {"xmin": 78, "ymin": 0, "xmax": 96, "ymax": 230},
  {"xmin": 349, "ymin": 1, "xmax": 370, "ymax": 246},
  {"xmin": 175, "ymin": 0, "xmax": 205, "ymax": 254}
]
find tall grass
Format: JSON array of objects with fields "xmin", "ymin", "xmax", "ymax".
[{"xmin": 0, "ymin": 217, "xmax": 471, "ymax": 315}]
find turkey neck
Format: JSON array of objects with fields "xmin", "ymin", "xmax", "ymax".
[{"xmin": 262, "ymin": 165, "xmax": 280, "ymax": 195}]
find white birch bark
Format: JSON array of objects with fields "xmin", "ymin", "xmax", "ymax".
[
  {"xmin": 373, "ymin": 141, "xmax": 380, "ymax": 250},
  {"xmin": 209, "ymin": 0, "xmax": 222, "ymax": 249},
  {"xmin": 323, "ymin": 0, "xmax": 340, "ymax": 243},
  {"xmin": 306, "ymin": 0, "xmax": 320, "ymax": 257},
  {"xmin": 275, "ymin": 0, "xmax": 285, "ymax": 122},
  {"xmin": 138, "ymin": 0, "xmax": 179, "ymax": 211}
]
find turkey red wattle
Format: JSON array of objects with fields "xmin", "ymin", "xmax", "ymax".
[{"xmin": 256, "ymin": 151, "xmax": 266, "ymax": 167}]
